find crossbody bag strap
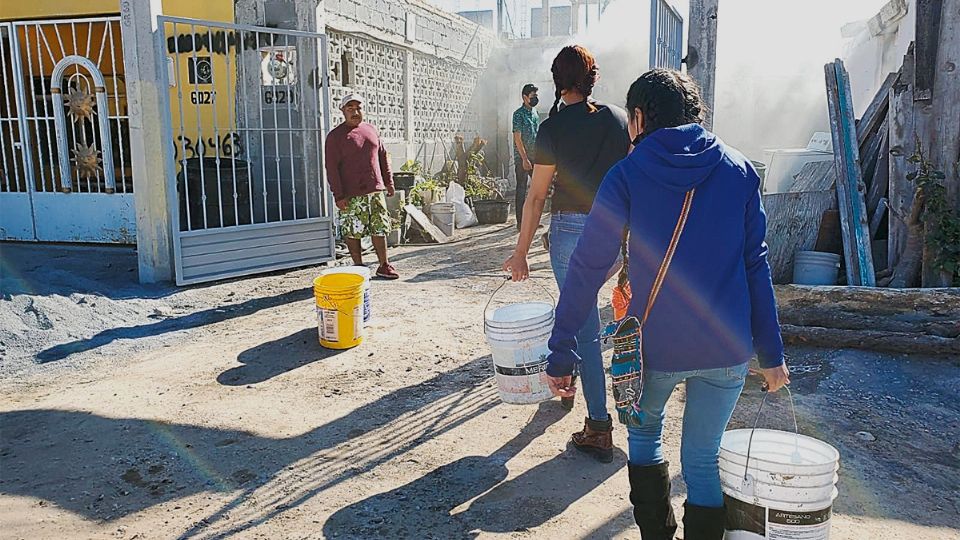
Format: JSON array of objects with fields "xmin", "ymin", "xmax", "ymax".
[{"xmin": 641, "ymin": 189, "xmax": 695, "ymax": 326}]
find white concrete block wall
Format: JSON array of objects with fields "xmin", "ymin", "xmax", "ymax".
[{"xmin": 322, "ymin": 0, "xmax": 501, "ymax": 173}]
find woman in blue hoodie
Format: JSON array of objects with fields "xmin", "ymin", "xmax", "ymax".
[{"xmin": 544, "ymin": 70, "xmax": 790, "ymax": 539}]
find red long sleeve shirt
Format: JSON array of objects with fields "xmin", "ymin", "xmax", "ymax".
[{"xmin": 323, "ymin": 122, "xmax": 393, "ymax": 201}]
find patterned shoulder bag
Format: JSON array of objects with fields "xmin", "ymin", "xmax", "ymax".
[{"xmin": 606, "ymin": 189, "xmax": 695, "ymax": 427}]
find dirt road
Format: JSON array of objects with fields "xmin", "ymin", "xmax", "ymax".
[{"xmin": 1, "ymin": 227, "xmax": 958, "ymax": 539}]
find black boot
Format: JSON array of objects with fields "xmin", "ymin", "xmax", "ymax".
[
  {"xmin": 682, "ymin": 502, "xmax": 725, "ymax": 540},
  {"xmin": 628, "ymin": 462, "xmax": 677, "ymax": 540}
]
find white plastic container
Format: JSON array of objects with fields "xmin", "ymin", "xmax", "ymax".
[
  {"xmin": 721, "ymin": 428, "xmax": 840, "ymax": 540},
  {"xmin": 484, "ymin": 301, "xmax": 555, "ymax": 405},
  {"xmin": 793, "ymin": 251, "xmax": 841, "ymax": 286},
  {"xmin": 430, "ymin": 202, "xmax": 456, "ymax": 237}
]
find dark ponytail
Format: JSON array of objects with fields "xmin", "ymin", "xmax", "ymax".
[{"xmin": 549, "ymin": 45, "xmax": 600, "ymax": 117}]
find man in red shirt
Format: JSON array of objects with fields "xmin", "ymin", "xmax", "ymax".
[{"xmin": 324, "ymin": 93, "xmax": 399, "ymax": 279}]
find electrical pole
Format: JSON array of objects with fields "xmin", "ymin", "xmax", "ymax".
[{"xmin": 686, "ymin": 0, "xmax": 718, "ymax": 130}]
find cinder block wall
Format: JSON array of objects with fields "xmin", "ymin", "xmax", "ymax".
[{"xmin": 321, "ymin": 0, "xmax": 502, "ymax": 177}]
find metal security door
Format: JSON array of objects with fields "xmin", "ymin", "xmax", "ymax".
[
  {"xmin": 0, "ymin": 18, "xmax": 135, "ymax": 243},
  {"xmin": 649, "ymin": 0, "xmax": 684, "ymax": 70},
  {"xmin": 157, "ymin": 17, "xmax": 335, "ymax": 285}
]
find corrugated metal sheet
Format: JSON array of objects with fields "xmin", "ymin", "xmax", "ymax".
[{"xmin": 177, "ymin": 219, "xmax": 334, "ymax": 285}]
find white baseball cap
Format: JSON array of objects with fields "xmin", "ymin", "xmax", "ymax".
[{"xmin": 339, "ymin": 93, "xmax": 365, "ymax": 109}]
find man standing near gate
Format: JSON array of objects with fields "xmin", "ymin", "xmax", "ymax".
[
  {"xmin": 512, "ymin": 83, "xmax": 539, "ymax": 230},
  {"xmin": 325, "ymin": 93, "xmax": 399, "ymax": 279}
]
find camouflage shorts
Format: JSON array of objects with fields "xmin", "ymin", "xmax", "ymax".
[{"xmin": 338, "ymin": 191, "xmax": 394, "ymax": 239}]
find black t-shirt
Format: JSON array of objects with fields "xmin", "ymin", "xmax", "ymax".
[{"xmin": 533, "ymin": 100, "xmax": 630, "ymax": 214}]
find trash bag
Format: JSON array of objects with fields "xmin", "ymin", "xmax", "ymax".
[{"xmin": 446, "ymin": 182, "xmax": 478, "ymax": 228}]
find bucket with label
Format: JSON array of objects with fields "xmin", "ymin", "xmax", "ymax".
[
  {"xmin": 313, "ymin": 273, "xmax": 365, "ymax": 349},
  {"xmin": 483, "ymin": 279, "xmax": 556, "ymax": 405},
  {"xmin": 321, "ymin": 266, "xmax": 372, "ymax": 325},
  {"xmin": 721, "ymin": 387, "xmax": 840, "ymax": 540}
]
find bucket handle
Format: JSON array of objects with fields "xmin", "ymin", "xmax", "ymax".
[
  {"xmin": 483, "ymin": 277, "xmax": 556, "ymax": 328},
  {"xmin": 742, "ymin": 383, "xmax": 800, "ymax": 483}
]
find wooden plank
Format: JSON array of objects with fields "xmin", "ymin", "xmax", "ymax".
[
  {"xmin": 888, "ymin": 56, "xmax": 915, "ymax": 269},
  {"xmin": 870, "ymin": 198, "xmax": 888, "ymax": 239},
  {"xmin": 914, "ymin": 0, "xmax": 943, "ymax": 101},
  {"xmin": 825, "ymin": 59, "xmax": 877, "ymax": 286},
  {"xmin": 404, "ymin": 204, "xmax": 451, "ymax": 244},
  {"xmin": 859, "ymin": 117, "xmax": 888, "ymax": 191},
  {"xmin": 856, "ymin": 72, "xmax": 897, "ymax": 147},
  {"xmin": 866, "ymin": 131, "xmax": 891, "ymax": 219},
  {"xmin": 788, "ymin": 161, "xmax": 836, "ymax": 192},
  {"xmin": 923, "ymin": 0, "xmax": 960, "ymax": 287},
  {"xmin": 762, "ymin": 190, "xmax": 837, "ymax": 284}
]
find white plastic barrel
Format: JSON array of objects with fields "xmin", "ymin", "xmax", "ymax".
[
  {"xmin": 721, "ymin": 428, "xmax": 840, "ymax": 540},
  {"xmin": 430, "ymin": 202, "xmax": 456, "ymax": 237},
  {"xmin": 321, "ymin": 266, "xmax": 372, "ymax": 325},
  {"xmin": 484, "ymin": 301, "xmax": 555, "ymax": 405},
  {"xmin": 793, "ymin": 251, "xmax": 841, "ymax": 285}
]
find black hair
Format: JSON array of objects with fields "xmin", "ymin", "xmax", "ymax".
[
  {"xmin": 625, "ymin": 69, "xmax": 706, "ymax": 139},
  {"xmin": 522, "ymin": 83, "xmax": 538, "ymax": 96}
]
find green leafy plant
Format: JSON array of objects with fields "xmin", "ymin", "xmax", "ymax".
[
  {"xmin": 409, "ymin": 177, "xmax": 442, "ymax": 208},
  {"xmin": 400, "ymin": 160, "xmax": 427, "ymax": 176},
  {"xmin": 907, "ymin": 146, "xmax": 960, "ymax": 284}
]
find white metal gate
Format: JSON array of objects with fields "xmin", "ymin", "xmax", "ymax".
[
  {"xmin": 0, "ymin": 17, "xmax": 135, "ymax": 243},
  {"xmin": 157, "ymin": 17, "xmax": 335, "ymax": 285}
]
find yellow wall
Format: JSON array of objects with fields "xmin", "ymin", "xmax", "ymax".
[
  {"xmin": 1, "ymin": 0, "xmax": 233, "ymax": 22},
  {"xmin": 0, "ymin": 0, "xmax": 118, "ymax": 21},
  {"xmin": 161, "ymin": 0, "xmax": 238, "ymax": 164}
]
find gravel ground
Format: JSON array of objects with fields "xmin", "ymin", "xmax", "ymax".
[{"xmin": 1, "ymin": 228, "xmax": 958, "ymax": 540}]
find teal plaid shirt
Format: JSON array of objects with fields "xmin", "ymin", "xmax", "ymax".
[{"xmin": 512, "ymin": 105, "xmax": 539, "ymax": 165}]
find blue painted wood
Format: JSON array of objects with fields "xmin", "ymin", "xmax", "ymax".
[{"xmin": 828, "ymin": 59, "xmax": 877, "ymax": 286}]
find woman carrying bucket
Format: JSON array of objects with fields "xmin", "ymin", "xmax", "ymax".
[
  {"xmin": 503, "ymin": 45, "xmax": 631, "ymax": 463},
  {"xmin": 543, "ymin": 69, "xmax": 790, "ymax": 539}
]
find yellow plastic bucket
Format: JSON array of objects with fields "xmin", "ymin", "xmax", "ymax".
[{"xmin": 313, "ymin": 273, "xmax": 365, "ymax": 349}]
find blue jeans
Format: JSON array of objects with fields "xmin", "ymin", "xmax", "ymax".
[
  {"xmin": 549, "ymin": 213, "xmax": 607, "ymax": 421},
  {"xmin": 627, "ymin": 363, "xmax": 749, "ymax": 508}
]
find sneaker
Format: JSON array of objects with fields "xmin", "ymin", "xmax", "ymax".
[{"xmin": 376, "ymin": 263, "xmax": 400, "ymax": 280}]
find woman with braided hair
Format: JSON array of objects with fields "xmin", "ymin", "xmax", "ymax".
[
  {"xmin": 503, "ymin": 45, "xmax": 631, "ymax": 464},
  {"xmin": 542, "ymin": 69, "xmax": 790, "ymax": 539}
]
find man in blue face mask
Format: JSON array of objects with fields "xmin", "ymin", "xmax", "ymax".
[{"xmin": 512, "ymin": 83, "xmax": 540, "ymax": 230}]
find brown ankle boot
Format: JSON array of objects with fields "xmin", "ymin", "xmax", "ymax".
[{"xmin": 571, "ymin": 416, "xmax": 614, "ymax": 463}]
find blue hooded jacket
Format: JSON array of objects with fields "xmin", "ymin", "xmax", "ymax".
[{"xmin": 546, "ymin": 124, "xmax": 784, "ymax": 375}]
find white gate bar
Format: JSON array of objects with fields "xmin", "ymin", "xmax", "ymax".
[{"xmin": 50, "ymin": 55, "xmax": 117, "ymax": 193}]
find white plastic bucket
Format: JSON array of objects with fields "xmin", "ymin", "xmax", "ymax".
[
  {"xmin": 430, "ymin": 202, "xmax": 456, "ymax": 237},
  {"xmin": 793, "ymin": 251, "xmax": 841, "ymax": 286},
  {"xmin": 484, "ymin": 302, "xmax": 554, "ymax": 331},
  {"xmin": 721, "ymin": 428, "xmax": 840, "ymax": 540},
  {"xmin": 484, "ymin": 301, "xmax": 555, "ymax": 405},
  {"xmin": 322, "ymin": 266, "xmax": 372, "ymax": 324}
]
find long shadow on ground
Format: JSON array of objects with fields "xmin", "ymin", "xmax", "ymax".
[
  {"xmin": 218, "ymin": 328, "xmax": 343, "ymax": 385},
  {"xmin": 0, "ymin": 355, "xmax": 499, "ymax": 539},
  {"xmin": 323, "ymin": 402, "xmax": 624, "ymax": 538},
  {"xmin": 36, "ymin": 287, "xmax": 314, "ymax": 363}
]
